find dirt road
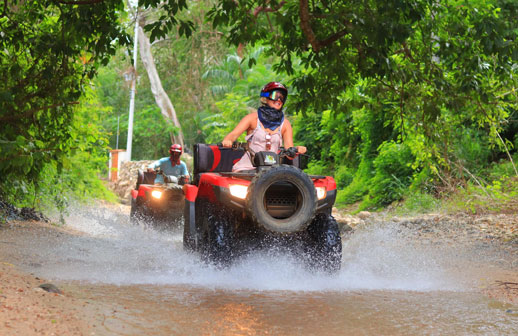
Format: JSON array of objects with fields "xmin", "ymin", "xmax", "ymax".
[{"xmin": 0, "ymin": 205, "xmax": 517, "ymax": 335}]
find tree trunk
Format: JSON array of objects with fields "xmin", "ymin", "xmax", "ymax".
[{"xmin": 137, "ymin": 25, "xmax": 184, "ymax": 148}]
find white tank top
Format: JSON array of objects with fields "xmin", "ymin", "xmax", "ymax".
[{"xmin": 232, "ymin": 118, "xmax": 284, "ymax": 172}]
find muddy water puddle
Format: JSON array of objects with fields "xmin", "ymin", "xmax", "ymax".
[
  {"xmin": 1, "ymin": 205, "xmax": 517, "ymax": 335},
  {"xmin": 63, "ymin": 283, "xmax": 517, "ymax": 335}
]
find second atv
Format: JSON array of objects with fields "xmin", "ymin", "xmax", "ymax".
[{"xmin": 130, "ymin": 168, "xmax": 185, "ymax": 228}]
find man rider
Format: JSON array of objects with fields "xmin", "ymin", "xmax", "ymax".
[{"xmin": 147, "ymin": 144, "xmax": 190, "ymax": 184}]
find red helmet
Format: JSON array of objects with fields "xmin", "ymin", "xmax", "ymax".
[
  {"xmin": 260, "ymin": 82, "xmax": 288, "ymax": 103},
  {"xmin": 169, "ymin": 144, "xmax": 182, "ymax": 155}
]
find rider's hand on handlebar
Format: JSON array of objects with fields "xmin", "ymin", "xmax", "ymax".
[
  {"xmin": 286, "ymin": 147, "xmax": 298, "ymax": 158},
  {"xmin": 221, "ymin": 139, "xmax": 233, "ymax": 148},
  {"xmin": 296, "ymin": 146, "xmax": 307, "ymax": 155}
]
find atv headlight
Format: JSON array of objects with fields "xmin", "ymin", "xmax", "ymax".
[
  {"xmin": 229, "ymin": 184, "xmax": 248, "ymax": 199},
  {"xmin": 151, "ymin": 190, "xmax": 163, "ymax": 199},
  {"xmin": 315, "ymin": 187, "xmax": 326, "ymax": 200}
]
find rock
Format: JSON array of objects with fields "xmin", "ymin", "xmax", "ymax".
[
  {"xmin": 19, "ymin": 207, "xmax": 49, "ymax": 222},
  {"xmin": 39, "ymin": 283, "xmax": 62, "ymax": 294},
  {"xmin": 0, "ymin": 200, "xmax": 49, "ymax": 223},
  {"xmin": 357, "ymin": 211, "xmax": 372, "ymax": 219},
  {"xmin": 335, "ymin": 214, "xmax": 363, "ymax": 229},
  {"xmin": 0, "ymin": 200, "xmax": 19, "ymax": 220},
  {"xmin": 475, "ymin": 217, "xmax": 492, "ymax": 224}
]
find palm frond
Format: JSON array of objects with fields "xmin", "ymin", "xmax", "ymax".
[
  {"xmin": 210, "ymin": 85, "xmax": 231, "ymax": 96},
  {"xmin": 202, "ymin": 69, "xmax": 233, "ymax": 81}
]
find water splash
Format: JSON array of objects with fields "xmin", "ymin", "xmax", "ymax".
[{"xmin": 30, "ymin": 204, "xmax": 466, "ymax": 292}]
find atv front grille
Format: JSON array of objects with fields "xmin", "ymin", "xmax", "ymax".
[
  {"xmin": 266, "ymin": 194, "xmax": 297, "ymax": 207},
  {"xmin": 265, "ymin": 183, "xmax": 299, "ymax": 219}
]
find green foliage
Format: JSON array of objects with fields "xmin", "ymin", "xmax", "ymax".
[
  {"xmin": 394, "ymin": 191, "xmax": 441, "ymax": 215},
  {"xmin": 103, "ymin": 102, "xmax": 180, "ymax": 160},
  {"xmin": 208, "ymin": 0, "xmax": 427, "ymax": 113},
  {"xmin": 203, "ymin": 93, "xmax": 250, "ymax": 144},
  {"xmin": 488, "ymin": 155, "xmax": 518, "ymax": 180},
  {"xmin": 34, "ymin": 151, "xmax": 117, "ymax": 217},
  {"xmin": 336, "ymin": 159, "xmax": 373, "ymax": 205},
  {"xmin": 446, "ymin": 177, "xmax": 518, "ymax": 215},
  {"xmin": 0, "ymin": 1, "xmax": 129, "ymax": 210},
  {"xmin": 395, "ymin": 155, "xmax": 518, "ymax": 216},
  {"xmin": 133, "ymin": 106, "xmax": 180, "ymax": 159},
  {"xmin": 3, "ymin": 0, "xmax": 518, "ymax": 216},
  {"xmin": 95, "ymin": 0, "xmax": 234, "ymax": 156},
  {"xmin": 333, "ymin": 166, "xmax": 355, "ymax": 191},
  {"xmin": 202, "ymin": 45, "xmax": 280, "ymax": 102},
  {"xmin": 146, "ymin": 0, "xmax": 232, "ymax": 150},
  {"xmin": 360, "ymin": 142, "xmax": 416, "ymax": 210},
  {"xmin": 94, "ymin": 49, "xmax": 175, "ymax": 159},
  {"xmin": 1, "ymin": 85, "xmax": 116, "ymax": 214},
  {"xmin": 451, "ymin": 128, "xmax": 492, "ymax": 177},
  {"xmin": 204, "ymin": 0, "xmax": 518, "ymax": 210},
  {"xmin": 139, "ymin": 0, "xmax": 194, "ymax": 41}
]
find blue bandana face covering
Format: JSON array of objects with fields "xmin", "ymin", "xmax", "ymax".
[{"xmin": 258, "ymin": 105, "xmax": 284, "ymax": 131}]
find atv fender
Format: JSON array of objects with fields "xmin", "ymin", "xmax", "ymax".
[
  {"xmin": 183, "ymin": 184, "xmax": 199, "ymax": 250},
  {"xmin": 131, "ymin": 189, "xmax": 138, "ymax": 200}
]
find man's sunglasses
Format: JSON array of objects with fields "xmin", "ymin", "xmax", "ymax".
[{"xmin": 261, "ymin": 90, "xmax": 286, "ymax": 103}]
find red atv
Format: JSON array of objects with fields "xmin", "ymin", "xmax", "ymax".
[
  {"xmin": 130, "ymin": 168, "xmax": 185, "ymax": 227},
  {"xmin": 182, "ymin": 143, "xmax": 342, "ymax": 272}
]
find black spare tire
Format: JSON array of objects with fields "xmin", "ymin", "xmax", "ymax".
[{"xmin": 246, "ymin": 165, "xmax": 317, "ymax": 233}]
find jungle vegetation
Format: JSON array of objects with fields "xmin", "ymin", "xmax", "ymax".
[{"xmin": 1, "ymin": 0, "xmax": 518, "ymax": 216}]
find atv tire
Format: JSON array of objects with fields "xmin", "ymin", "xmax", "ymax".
[
  {"xmin": 246, "ymin": 165, "xmax": 317, "ymax": 233},
  {"xmin": 183, "ymin": 197, "xmax": 204, "ymax": 252},
  {"xmin": 183, "ymin": 221, "xmax": 196, "ymax": 252},
  {"xmin": 200, "ymin": 203, "xmax": 235, "ymax": 267},
  {"xmin": 306, "ymin": 213, "xmax": 342, "ymax": 273}
]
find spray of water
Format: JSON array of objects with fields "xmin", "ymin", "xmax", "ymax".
[{"xmin": 28, "ymin": 204, "xmax": 469, "ymax": 292}]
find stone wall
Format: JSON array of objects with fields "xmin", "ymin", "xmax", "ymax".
[{"xmin": 109, "ymin": 160, "xmax": 153, "ymax": 203}]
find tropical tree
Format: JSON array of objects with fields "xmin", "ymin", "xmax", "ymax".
[
  {"xmin": 138, "ymin": 22, "xmax": 185, "ymax": 147},
  {"xmin": 204, "ymin": 0, "xmax": 518, "ymax": 208},
  {"xmin": 99, "ymin": 0, "xmax": 231, "ymax": 156},
  {"xmin": 0, "ymin": 1, "xmax": 129, "ymax": 203},
  {"xmin": 0, "ymin": 0, "xmax": 193, "ymax": 206}
]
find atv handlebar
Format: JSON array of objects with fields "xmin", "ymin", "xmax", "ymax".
[
  {"xmin": 280, "ymin": 146, "xmax": 298, "ymax": 159},
  {"xmin": 217, "ymin": 141, "xmax": 249, "ymax": 151},
  {"xmin": 217, "ymin": 141, "xmax": 304, "ymax": 159},
  {"xmin": 152, "ymin": 168, "xmax": 188, "ymax": 185}
]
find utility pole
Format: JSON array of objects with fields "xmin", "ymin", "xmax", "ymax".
[{"xmin": 126, "ymin": 1, "xmax": 139, "ymax": 161}]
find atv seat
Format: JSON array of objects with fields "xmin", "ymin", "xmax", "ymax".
[{"xmin": 194, "ymin": 144, "xmax": 245, "ymax": 176}]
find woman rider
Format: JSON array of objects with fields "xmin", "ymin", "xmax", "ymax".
[{"xmin": 222, "ymin": 82, "xmax": 307, "ymax": 171}]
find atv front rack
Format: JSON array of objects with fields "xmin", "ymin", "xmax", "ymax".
[{"xmin": 219, "ymin": 171, "xmax": 326, "ymax": 180}]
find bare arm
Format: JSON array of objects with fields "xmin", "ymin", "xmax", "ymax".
[
  {"xmin": 222, "ymin": 113, "xmax": 256, "ymax": 147},
  {"xmin": 282, "ymin": 119, "xmax": 307, "ymax": 154},
  {"xmin": 147, "ymin": 159, "xmax": 161, "ymax": 172}
]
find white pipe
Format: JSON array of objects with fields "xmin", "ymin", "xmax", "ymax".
[{"xmin": 126, "ymin": 2, "xmax": 139, "ymax": 161}]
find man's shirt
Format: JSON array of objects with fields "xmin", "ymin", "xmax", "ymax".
[{"xmin": 148, "ymin": 157, "xmax": 189, "ymax": 184}]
